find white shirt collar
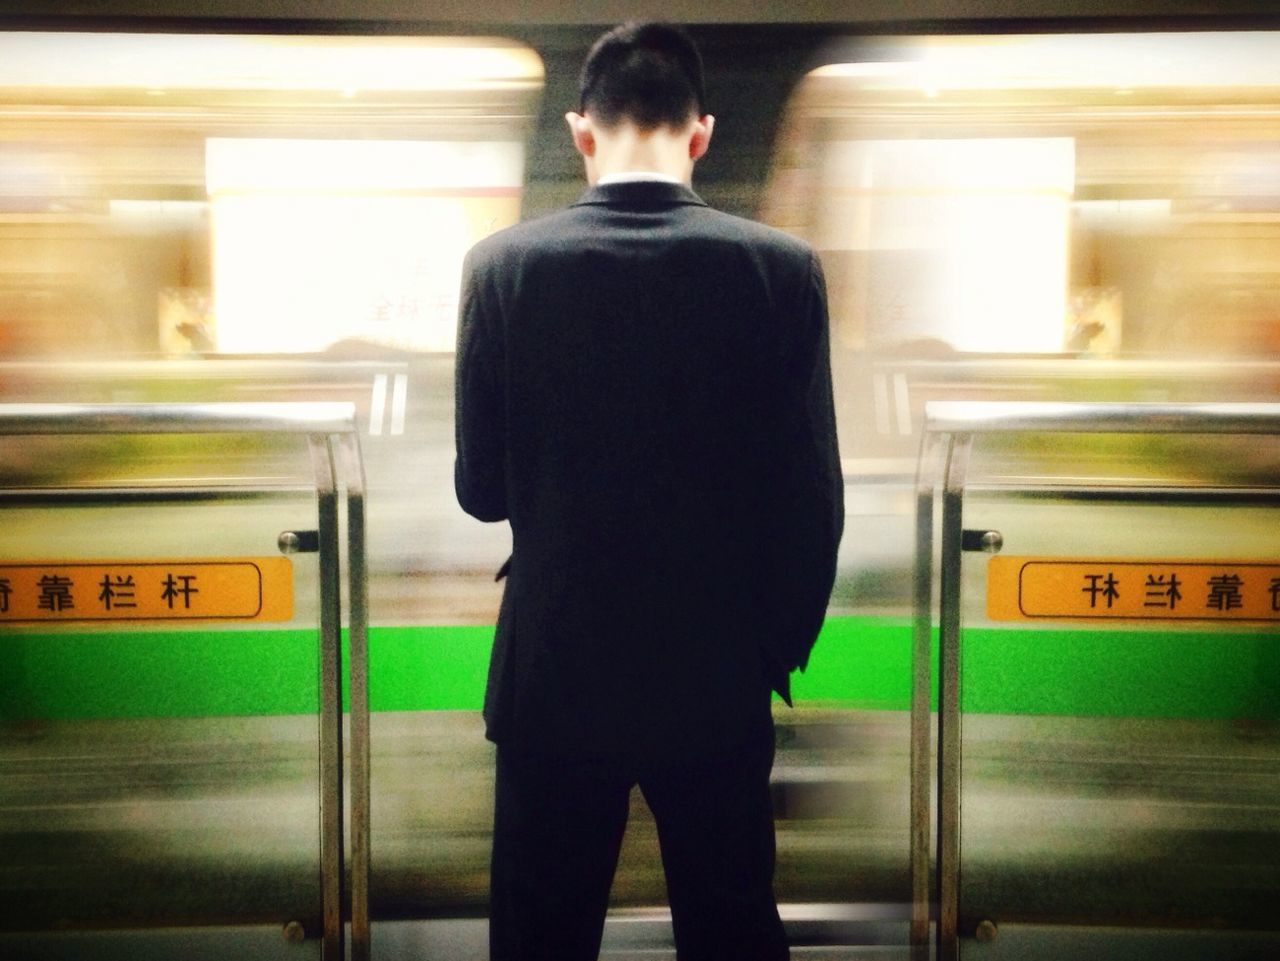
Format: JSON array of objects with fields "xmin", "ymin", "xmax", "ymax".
[{"xmin": 596, "ymin": 171, "xmax": 682, "ymax": 186}]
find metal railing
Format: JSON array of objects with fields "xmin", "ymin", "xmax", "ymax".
[
  {"xmin": 0, "ymin": 402, "xmax": 370, "ymax": 961},
  {"xmin": 911, "ymin": 400, "xmax": 1280, "ymax": 960}
]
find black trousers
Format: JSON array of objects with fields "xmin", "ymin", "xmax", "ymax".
[{"xmin": 489, "ymin": 725, "xmax": 789, "ymax": 961}]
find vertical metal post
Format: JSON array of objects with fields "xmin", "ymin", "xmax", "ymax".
[
  {"xmin": 911, "ymin": 429, "xmax": 947, "ymax": 959},
  {"xmin": 309, "ymin": 434, "xmax": 345, "ymax": 961},
  {"xmin": 937, "ymin": 434, "xmax": 972, "ymax": 961},
  {"xmin": 0, "ymin": 402, "xmax": 365, "ymax": 956},
  {"xmin": 339, "ymin": 432, "xmax": 371, "ymax": 961}
]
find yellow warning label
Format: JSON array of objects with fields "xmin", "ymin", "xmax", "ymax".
[
  {"xmin": 0, "ymin": 558, "xmax": 292, "ymax": 623},
  {"xmin": 988, "ymin": 557, "xmax": 1280, "ymax": 622}
]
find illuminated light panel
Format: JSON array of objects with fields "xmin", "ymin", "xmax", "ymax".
[
  {"xmin": 820, "ymin": 137, "xmax": 1074, "ymax": 353},
  {"xmin": 207, "ymin": 139, "xmax": 524, "ymax": 354}
]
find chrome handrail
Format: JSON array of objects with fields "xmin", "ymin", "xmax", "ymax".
[
  {"xmin": 910, "ymin": 400, "xmax": 1280, "ymax": 961},
  {"xmin": 0, "ymin": 401, "xmax": 357, "ymax": 435},
  {"xmin": 925, "ymin": 400, "xmax": 1280, "ymax": 435},
  {"xmin": 0, "ymin": 402, "xmax": 370, "ymax": 961}
]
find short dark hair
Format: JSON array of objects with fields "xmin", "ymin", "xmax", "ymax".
[{"xmin": 578, "ymin": 22, "xmax": 706, "ymax": 131}]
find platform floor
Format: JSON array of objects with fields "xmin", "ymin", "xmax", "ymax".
[{"xmin": 5, "ymin": 913, "xmax": 1280, "ymax": 961}]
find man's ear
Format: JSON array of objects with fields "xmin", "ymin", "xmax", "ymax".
[
  {"xmin": 565, "ymin": 111, "xmax": 595, "ymax": 158},
  {"xmin": 689, "ymin": 114, "xmax": 715, "ymax": 161}
]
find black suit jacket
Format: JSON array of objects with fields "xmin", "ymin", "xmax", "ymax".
[{"xmin": 455, "ymin": 181, "xmax": 843, "ymax": 761}]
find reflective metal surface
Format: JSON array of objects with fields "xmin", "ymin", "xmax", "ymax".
[
  {"xmin": 926, "ymin": 401, "xmax": 1280, "ymax": 436},
  {"xmin": 308, "ymin": 434, "xmax": 345, "ymax": 961},
  {"xmin": 340, "ymin": 431, "xmax": 373, "ymax": 961},
  {"xmin": 908, "ymin": 430, "xmax": 945, "ymax": 960},
  {"xmin": 0, "ymin": 402, "xmax": 369, "ymax": 961},
  {"xmin": 937, "ymin": 435, "xmax": 972, "ymax": 958},
  {"xmin": 913, "ymin": 404, "xmax": 1280, "ymax": 959},
  {"xmin": 0, "ymin": 402, "xmax": 358, "ymax": 435}
]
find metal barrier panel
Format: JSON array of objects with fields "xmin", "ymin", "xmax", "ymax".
[
  {"xmin": 0, "ymin": 402, "xmax": 370, "ymax": 961},
  {"xmin": 911, "ymin": 401, "xmax": 1280, "ymax": 960}
]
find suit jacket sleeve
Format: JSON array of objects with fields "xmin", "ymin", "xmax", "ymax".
[
  {"xmin": 454, "ymin": 246, "xmax": 509, "ymax": 522},
  {"xmin": 767, "ymin": 251, "xmax": 844, "ymax": 682}
]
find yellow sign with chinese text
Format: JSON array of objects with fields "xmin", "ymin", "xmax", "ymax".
[
  {"xmin": 988, "ymin": 557, "xmax": 1280, "ymax": 622},
  {"xmin": 0, "ymin": 558, "xmax": 292, "ymax": 623}
]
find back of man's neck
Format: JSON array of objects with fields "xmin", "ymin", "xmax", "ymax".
[{"xmin": 587, "ymin": 123, "xmax": 694, "ymax": 186}]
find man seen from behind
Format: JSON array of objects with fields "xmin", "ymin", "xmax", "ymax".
[{"xmin": 454, "ymin": 21, "xmax": 844, "ymax": 961}]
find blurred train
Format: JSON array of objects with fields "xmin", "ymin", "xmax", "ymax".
[{"xmin": 2, "ymin": 4, "xmax": 1279, "ymax": 959}]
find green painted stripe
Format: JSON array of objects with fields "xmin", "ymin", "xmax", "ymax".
[
  {"xmin": 0, "ymin": 625, "xmax": 493, "ymax": 720},
  {"xmin": 3, "ymin": 627, "xmax": 321, "ymax": 720},
  {"xmin": 792, "ymin": 618, "xmax": 1280, "ymax": 720},
  {"xmin": 372, "ymin": 624, "xmax": 492, "ymax": 711},
  {"xmin": 957, "ymin": 624, "xmax": 1279, "ymax": 719},
  {"xmin": 789, "ymin": 617, "xmax": 921, "ymax": 710},
  {"xmin": 2, "ymin": 617, "xmax": 1276, "ymax": 721}
]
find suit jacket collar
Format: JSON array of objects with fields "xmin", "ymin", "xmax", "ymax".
[{"xmin": 572, "ymin": 181, "xmax": 708, "ymax": 210}]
